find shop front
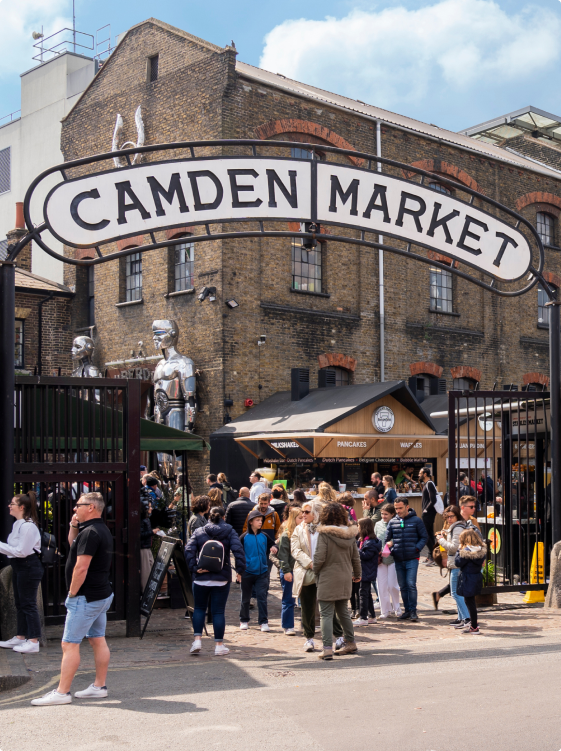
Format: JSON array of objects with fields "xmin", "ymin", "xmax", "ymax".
[{"xmin": 211, "ymin": 380, "xmax": 448, "ymax": 519}]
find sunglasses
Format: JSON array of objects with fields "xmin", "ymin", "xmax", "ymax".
[{"xmin": 75, "ymin": 503, "xmax": 92, "ymax": 508}]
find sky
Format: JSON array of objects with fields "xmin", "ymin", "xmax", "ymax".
[{"xmin": 1, "ymin": 0, "xmax": 561, "ymax": 132}]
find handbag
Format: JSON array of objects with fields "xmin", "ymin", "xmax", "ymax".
[
  {"xmin": 429, "ymin": 481, "xmax": 445, "ymax": 515},
  {"xmin": 302, "ymin": 567, "xmax": 316, "ymax": 586},
  {"xmin": 40, "ymin": 530, "xmax": 59, "ymax": 566},
  {"xmin": 381, "ymin": 543, "xmax": 392, "ymax": 558}
]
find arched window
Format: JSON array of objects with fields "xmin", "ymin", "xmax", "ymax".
[
  {"xmin": 523, "ymin": 382, "xmax": 546, "ymax": 392},
  {"xmin": 319, "ymin": 367, "xmax": 350, "ymax": 387},
  {"xmin": 453, "ymin": 377, "xmax": 476, "ymax": 391},
  {"xmin": 173, "ymin": 237, "xmax": 195, "ymax": 291},
  {"xmin": 429, "ymin": 181, "xmax": 451, "ymax": 195},
  {"xmin": 536, "ymin": 212, "xmax": 554, "ymax": 246},
  {"xmin": 291, "ymin": 147, "xmax": 325, "ymax": 161}
]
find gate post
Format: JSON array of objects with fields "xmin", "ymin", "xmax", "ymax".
[
  {"xmin": 448, "ymin": 390, "xmax": 457, "ymax": 505},
  {"xmin": 0, "ymin": 262, "xmax": 15, "ymax": 544},
  {"xmin": 549, "ymin": 297, "xmax": 561, "ymax": 544},
  {"xmin": 126, "ymin": 378, "xmax": 141, "ymax": 637}
]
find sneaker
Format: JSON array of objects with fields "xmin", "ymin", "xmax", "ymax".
[
  {"xmin": 318, "ymin": 648, "xmax": 333, "ymax": 660},
  {"xmin": 13, "ymin": 640, "xmax": 39, "ymax": 653},
  {"xmin": 393, "ymin": 611, "xmax": 402, "ymax": 617},
  {"xmin": 74, "ymin": 684, "xmax": 108, "ymax": 698},
  {"xmin": 284, "ymin": 628, "xmax": 296, "ymax": 636},
  {"xmin": 468, "ymin": 626, "xmax": 481, "ymax": 635},
  {"xmin": 449, "ymin": 618, "xmax": 463, "ymax": 626},
  {"xmin": 190, "ymin": 639, "xmax": 202, "ymax": 654},
  {"xmin": 378, "ymin": 614, "xmax": 390, "ymax": 621},
  {"xmin": 0, "ymin": 636, "xmax": 25, "ymax": 649},
  {"xmin": 335, "ymin": 637, "xmax": 345, "ymax": 650},
  {"xmin": 304, "ymin": 639, "xmax": 315, "ymax": 652},
  {"xmin": 239, "ymin": 622, "xmax": 249, "ymax": 630},
  {"xmin": 368, "ymin": 617, "xmax": 378, "ymax": 624},
  {"xmin": 353, "ymin": 618, "xmax": 369, "ymax": 626},
  {"xmin": 260, "ymin": 623, "xmax": 270, "ymax": 632},
  {"xmin": 398, "ymin": 611, "xmax": 411, "ymax": 621},
  {"xmin": 454, "ymin": 619, "xmax": 470, "ymax": 630},
  {"xmin": 409, "ymin": 613, "xmax": 419, "ymax": 622},
  {"xmin": 31, "ymin": 690, "xmax": 72, "ymax": 706},
  {"xmin": 214, "ymin": 644, "xmax": 230, "ymax": 656}
]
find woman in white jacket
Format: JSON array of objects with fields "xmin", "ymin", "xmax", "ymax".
[{"xmin": 0, "ymin": 492, "xmax": 43, "ymax": 653}]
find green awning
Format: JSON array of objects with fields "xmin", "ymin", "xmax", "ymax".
[{"xmin": 140, "ymin": 420, "xmax": 208, "ymax": 451}]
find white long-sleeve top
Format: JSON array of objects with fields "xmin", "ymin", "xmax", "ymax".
[{"xmin": 0, "ymin": 519, "xmax": 41, "ymax": 558}]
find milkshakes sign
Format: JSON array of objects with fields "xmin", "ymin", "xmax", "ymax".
[{"xmin": 44, "ymin": 156, "xmax": 531, "ymax": 281}]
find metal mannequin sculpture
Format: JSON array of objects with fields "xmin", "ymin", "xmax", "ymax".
[
  {"xmin": 152, "ymin": 320, "xmax": 197, "ymax": 432},
  {"xmin": 71, "ymin": 336, "xmax": 100, "ymax": 377}
]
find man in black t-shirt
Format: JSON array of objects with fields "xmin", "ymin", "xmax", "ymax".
[{"xmin": 31, "ymin": 492, "xmax": 114, "ymax": 707}]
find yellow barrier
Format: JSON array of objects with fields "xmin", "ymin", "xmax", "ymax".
[{"xmin": 523, "ymin": 542, "xmax": 545, "ymax": 603}]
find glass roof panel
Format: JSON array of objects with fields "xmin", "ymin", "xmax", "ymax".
[
  {"xmin": 530, "ymin": 114, "xmax": 560, "ymax": 128},
  {"xmin": 517, "ymin": 113, "xmax": 536, "ymax": 125},
  {"xmin": 489, "ymin": 125, "xmax": 523, "ymax": 139}
]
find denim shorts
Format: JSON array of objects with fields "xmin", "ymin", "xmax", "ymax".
[{"xmin": 62, "ymin": 594, "xmax": 114, "ymax": 644}]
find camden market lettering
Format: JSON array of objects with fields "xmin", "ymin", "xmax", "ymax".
[{"xmin": 43, "ymin": 156, "xmax": 531, "ymax": 281}]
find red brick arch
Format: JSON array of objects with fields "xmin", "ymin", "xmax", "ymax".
[
  {"xmin": 117, "ymin": 235, "xmax": 145, "ymax": 251},
  {"xmin": 516, "ymin": 192, "xmax": 561, "ymax": 213},
  {"xmin": 409, "ymin": 361, "xmax": 443, "ymax": 378},
  {"xmin": 403, "ymin": 159, "xmax": 483, "ymax": 194},
  {"xmin": 523, "ymin": 372, "xmax": 550, "ymax": 388},
  {"xmin": 318, "ymin": 353, "xmax": 357, "ymax": 372},
  {"xmin": 450, "ymin": 366, "xmax": 481, "ymax": 383},
  {"xmin": 543, "ymin": 271, "xmax": 561, "ymax": 288},
  {"xmin": 254, "ymin": 119, "xmax": 363, "ymax": 166}
]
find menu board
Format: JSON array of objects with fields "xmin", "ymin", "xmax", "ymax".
[{"xmin": 344, "ymin": 463, "xmax": 363, "ymax": 488}]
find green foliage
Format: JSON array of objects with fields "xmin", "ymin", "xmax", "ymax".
[{"xmin": 482, "ymin": 560, "xmax": 495, "ymax": 586}]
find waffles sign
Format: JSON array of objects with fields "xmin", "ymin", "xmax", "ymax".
[{"xmin": 44, "ymin": 157, "xmax": 531, "ymax": 282}]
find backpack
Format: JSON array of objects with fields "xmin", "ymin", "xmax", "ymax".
[
  {"xmin": 41, "ymin": 530, "xmax": 59, "ymax": 566},
  {"xmin": 197, "ymin": 539, "xmax": 225, "ymax": 573},
  {"xmin": 222, "ymin": 484, "xmax": 237, "ymax": 507}
]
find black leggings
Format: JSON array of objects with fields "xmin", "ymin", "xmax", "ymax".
[
  {"xmin": 350, "ymin": 581, "xmax": 361, "ymax": 611},
  {"xmin": 423, "ymin": 510, "xmax": 436, "ymax": 557},
  {"xmin": 464, "ymin": 596, "xmax": 478, "ymax": 628},
  {"xmin": 359, "ymin": 580, "xmax": 375, "ymax": 620},
  {"xmin": 438, "ymin": 583, "xmax": 450, "ymax": 598}
]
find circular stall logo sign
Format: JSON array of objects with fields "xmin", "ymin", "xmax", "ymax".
[{"xmin": 373, "ymin": 406, "xmax": 395, "ymax": 433}]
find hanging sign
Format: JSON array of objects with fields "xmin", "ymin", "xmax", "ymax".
[{"xmin": 42, "ymin": 155, "xmax": 531, "ymax": 281}]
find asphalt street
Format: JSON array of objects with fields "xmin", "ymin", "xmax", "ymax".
[{"xmin": 1, "ymin": 628, "xmax": 561, "ymax": 751}]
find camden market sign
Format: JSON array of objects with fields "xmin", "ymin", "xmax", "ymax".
[{"xmin": 43, "ymin": 155, "xmax": 531, "ymax": 281}]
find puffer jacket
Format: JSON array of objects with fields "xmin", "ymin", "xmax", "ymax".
[
  {"xmin": 291, "ymin": 523, "xmax": 316, "ymax": 596},
  {"xmin": 185, "ymin": 519, "xmax": 245, "ymax": 584},
  {"xmin": 455, "ymin": 543, "xmax": 487, "ymax": 597},
  {"xmin": 313, "ymin": 524, "xmax": 361, "ymax": 601},
  {"xmin": 358, "ymin": 535, "xmax": 382, "ymax": 582},
  {"xmin": 439, "ymin": 519, "xmax": 467, "ymax": 570},
  {"xmin": 385, "ymin": 508, "xmax": 428, "ymax": 562}
]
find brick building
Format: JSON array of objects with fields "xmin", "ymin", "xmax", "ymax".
[{"xmin": 58, "ymin": 18, "xmax": 561, "ymax": 491}]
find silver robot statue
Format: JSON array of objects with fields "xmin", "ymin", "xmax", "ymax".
[
  {"xmin": 71, "ymin": 336, "xmax": 100, "ymax": 377},
  {"xmin": 152, "ymin": 320, "xmax": 197, "ymax": 432}
]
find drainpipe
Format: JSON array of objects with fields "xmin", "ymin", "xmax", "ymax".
[
  {"xmin": 376, "ymin": 121, "xmax": 385, "ymax": 382},
  {"xmin": 37, "ymin": 292, "xmax": 54, "ymax": 375}
]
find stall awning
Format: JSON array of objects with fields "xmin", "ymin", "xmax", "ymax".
[{"xmin": 140, "ymin": 420, "xmax": 208, "ymax": 451}]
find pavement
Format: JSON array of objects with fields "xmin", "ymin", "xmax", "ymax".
[{"xmin": 2, "ymin": 563, "xmax": 561, "ymax": 750}]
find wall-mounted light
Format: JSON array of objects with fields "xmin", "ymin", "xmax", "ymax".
[
  {"xmin": 257, "ymin": 334, "xmax": 266, "ymax": 346},
  {"xmin": 225, "ymin": 299, "xmax": 239, "ymax": 309},
  {"xmin": 198, "ymin": 286, "xmax": 217, "ymax": 303}
]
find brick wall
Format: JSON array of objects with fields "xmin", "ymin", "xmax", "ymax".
[{"xmin": 15, "ymin": 292, "xmax": 73, "ymax": 374}]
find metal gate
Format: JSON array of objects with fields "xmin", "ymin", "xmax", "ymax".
[
  {"xmin": 448, "ymin": 390, "xmax": 550, "ymax": 595},
  {"xmin": 12, "ymin": 375, "xmax": 141, "ymax": 634}
]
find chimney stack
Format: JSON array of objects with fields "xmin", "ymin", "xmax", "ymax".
[{"xmin": 6, "ymin": 202, "xmax": 31, "ymax": 272}]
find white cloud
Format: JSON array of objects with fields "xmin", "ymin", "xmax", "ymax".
[
  {"xmin": 259, "ymin": 0, "xmax": 561, "ymax": 118},
  {"xmin": 0, "ymin": 0, "xmax": 70, "ymax": 81}
]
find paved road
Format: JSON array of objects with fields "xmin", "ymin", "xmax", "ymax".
[{"xmin": 2, "ymin": 627, "xmax": 561, "ymax": 751}]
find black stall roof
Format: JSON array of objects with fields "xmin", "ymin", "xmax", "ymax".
[{"xmin": 213, "ymin": 380, "xmax": 436, "ymax": 437}]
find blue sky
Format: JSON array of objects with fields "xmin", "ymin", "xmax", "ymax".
[{"xmin": 2, "ymin": 0, "xmax": 561, "ymax": 132}]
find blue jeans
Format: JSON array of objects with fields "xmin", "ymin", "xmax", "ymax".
[
  {"xmin": 192, "ymin": 582, "xmax": 230, "ymax": 641},
  {"xmin": 394, "ymin": 558, "xmax": 420, "ymax": 614},
  {"xmin": 279, "ymin": 571, "xmax": 295, "ymax": 629},
  {"xmin": 450, "ymin": 568, "xmax": 470, "ymax": 620},
  {"xmin": 62, "ymin": 594, "xmax": 114, "ymax": 643}
]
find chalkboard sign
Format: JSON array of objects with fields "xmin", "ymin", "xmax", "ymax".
[
  {"xmin": 139, "ymin": 535, "xmax": 194, "ymax": 639},
  {"xmin": 344, "ymin": 463, "xmax": 363, "ymax": 488}
]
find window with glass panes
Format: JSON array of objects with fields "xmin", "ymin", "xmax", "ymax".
[
  {"xmin": 15, "ymin": 319, "xmax": 23, "ymax": 368},
  {"xmin": 430, "ymin": 266, "xmax": 453, "ymax": 312},
  {"xmin": 174, "ymin": 239, "xmax": 195, "ymax": 291},
  {"xmin": 538, "ymin": 283, "xmax": 550, "ymax": 327},
  {"xmin": 125, "ymin": 252, "xmax": 142, "ymax": 301},
  {"xmin": 292, "ymin": 240, "xmax": 322, "ymax": 292},
  {"xmin": 537, "ymin": 212, "xmax": 554, "ymax": 246},
  {"xmin": 428, "ymin": 182, "xmax": 451, "ymax": 195}
]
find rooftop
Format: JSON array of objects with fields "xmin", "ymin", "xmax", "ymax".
[
  {"xmin": 459, "ymin": 106, "xmax": 561, "ymax": 150},
  {"xmin": 15, "ymin": 267, "xmax": 74, "ymax": 296}
]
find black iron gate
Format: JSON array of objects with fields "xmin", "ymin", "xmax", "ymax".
[
  {"xmin": 448, "ymin": 390, "xmax": 550, "ymax": 595},
  {"xmin": 12, "ymin": 375, "xmax": 141, "ymax": 634}
]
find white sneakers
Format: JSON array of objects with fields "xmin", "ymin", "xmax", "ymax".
[
  {"xmin": 0, "ymin": 636, "xmax": 26, "ymax": 649},
  {"xmin": 240, "ymin": 622, "xmax": 249, "ymax": 630},
  {"xmin": 284, "ymin": 628, "xmax": 296, "ymax": 636},
  {"xmin": 190, "ymin": 639, "xmax": 202, "ymax": 654},
  {"xmin": 353, "ymin": 618, "xmax": 369, "ymax": 626},
  {"xmin": 215, "ymin": 644, "xmax": 229, "ymax": 656},
  {"xmin": 190, "ymin": 639, "xmax": 229, "ymax": 656},
  {"xmin": 31, "ymin": 690, "xmax": 72, "ymax": 706},
  {"xmin": 304, "ymin": 638, "xmax": 315, "ymax": 652},
  {"xmin": 260, "ymin": 623, "xmax": 270, "ymax": 632},
  {"xmin": 335, "ymin": 637, "xmax": 345, "ymax": 650},
  {"xmin": 13, "ymin": 640, "xmax": 39, "ymax": 654},
  {"xmin": 74, "ymin": 684, "xmax": 108, "ymax": 698}
]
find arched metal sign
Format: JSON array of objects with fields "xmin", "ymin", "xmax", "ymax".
[{"xmin": 18, "ymin": 139, "xmax": 545, "ymax": 297}]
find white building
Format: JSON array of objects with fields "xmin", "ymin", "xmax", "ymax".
[{"xmin": 0, "ymin": 51, "xmax": 97, "ymax": 282}]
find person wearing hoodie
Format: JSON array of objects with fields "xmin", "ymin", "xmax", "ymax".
[
  {"xmin": 185, "ymin": 506, "xmax": 246, "ymax": 656},
  {"xmin": 353, "ymin": 517, "xmax": 382, "ymax": 626},
  {"xmin": 242, "ymin": 493, "xmax": 281, "ymax": 542},
  {"xmin": 385, "ymin": 496, "xmax": 428, "ymax": 622},
  {"xmin": 435, "ymin": 505, "xmax": 469, "ymax": 628},
  {"xmin": 454, "ymin": 528, "xmax": 487, "ymax": 634},
  {"xmin": 313, "ymin": 502, "xmax": 362, "ymax": 660},
  {"xmin": 239, "ymin": 510, "xmax": 278, "ymax": 631}
]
